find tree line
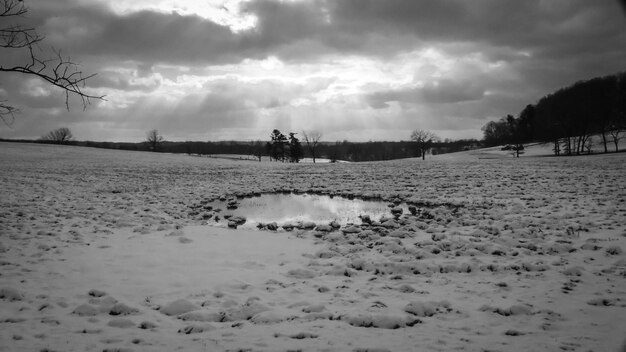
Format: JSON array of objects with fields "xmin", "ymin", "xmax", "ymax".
[
  {"xmin": 9, "ymin": 127, "xmax": 479, "ymax": 162},
  {"xmin": 482, "ymin": 71, "xmax": 626, "ymax": 156}
]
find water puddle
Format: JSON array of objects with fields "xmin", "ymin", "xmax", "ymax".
[{"xmin": 207, "ymin": 193, "xmax": 408, "ymax": 230}]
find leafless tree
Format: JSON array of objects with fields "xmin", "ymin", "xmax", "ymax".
[
  {"xmin": 0, "ymin": 0, "xmax": 104, "ymax": 125},
  {"xmin": 40, "ymin": 127, "xmax": 72, "ymax": 144},
  {"xmin": 146, "ymin": 129, "xmax": 164, "ymax": 152},
  {"xmin": 302, "ymin": 130, "xmax": 322, "ymax": 163},
  {"xmin": 410, "ymin": 129, "xmax": 438, "ymax": 160},
  {"xmin": 609, "ymin": 128, "xmax": 623, "ymax": 152}
]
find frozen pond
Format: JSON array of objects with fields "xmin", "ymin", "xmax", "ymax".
[{"xmin": 210, "ymin": 193, "xmax": 407, "ymax": 229}]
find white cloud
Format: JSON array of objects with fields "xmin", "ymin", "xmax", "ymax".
[{"xmin": 84, "ymin": 0, "xmax": 257, "ymax": 31}]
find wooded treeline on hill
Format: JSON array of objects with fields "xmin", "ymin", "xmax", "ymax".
[{"xmin": 482, "ymin": 71, "xmax": 626, "ymax": 155}]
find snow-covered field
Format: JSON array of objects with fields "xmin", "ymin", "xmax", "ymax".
[{"xmin": 1, "ymin": 142, "xmax": 625, "ymax": 352}]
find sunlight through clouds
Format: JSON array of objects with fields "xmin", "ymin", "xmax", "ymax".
[
  {"xmin": 88, "ymin": 0, "xmax": 257, "ymax": 31},
  {"xmin": 1, "ymin": 0, "xmax": 624, "ymax": 142}
]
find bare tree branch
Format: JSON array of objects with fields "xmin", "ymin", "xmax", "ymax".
[
  {"xmin": 0, "ymin": 101, "xmax": 18, "ymax": 125},
  {"xmin": 0, "ymin": 0, "xmax": 39, "ymax": 49},
  {"xmin": 1, "ymin": 0, "xmax": 27, "ymax": 17},
  {"xmin": 302, "ymin": 130, "xmax": 322, "ymax": 163},
  {"xmin": 0, "ymin": 0, "xmax": 105, "ymax": 125},
  {"xmin": 0, "ymin": 49, "xmax": 105, "ymax": 109},
  {"xmin": 0, "ymin": 25, "xmax": 42, "ymax": 49}
]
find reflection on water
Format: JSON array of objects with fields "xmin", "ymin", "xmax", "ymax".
[{"xmin": 214, "ymin": 193, "xmax": 404, "ymax": 229}]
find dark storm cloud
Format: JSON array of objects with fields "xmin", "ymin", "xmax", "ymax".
[
  {"xmin": 247, "ymin": 0, "xmax": 626, "ymax": 69},
  {"xmin": 331, "ymin": 0, "xmax": 624, "ymax": 53},
  {"xmin": 31, "ymin": 2, "xmax": 252, "ymax": 64},
  {"xmin": 367, "ymin": 80, "xmax": 486, "ymax": 109},
  {"xmin": 28, "ymin": 0, "xmax": 330, "ymax": 64},
  {"xmin": 25, "ymin": 0, "xmax": 626, "ymax": 68}
]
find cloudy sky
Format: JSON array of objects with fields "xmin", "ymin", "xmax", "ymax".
[{"xmin": 1, "ymin": 0, "xmax": 625, "ymax": 142}]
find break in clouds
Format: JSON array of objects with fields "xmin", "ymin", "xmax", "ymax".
[{"xmin": 1, "ymin": 0, "xmax": 625, "ymax": 142}]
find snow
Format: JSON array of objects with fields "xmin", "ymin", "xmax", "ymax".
[{"xmin": 1, "ymin": 141, "xmax": 625, "ymax": 352}]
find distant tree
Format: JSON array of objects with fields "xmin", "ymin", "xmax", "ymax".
[
  {"xmin": 503, "ymin": 114, "xmax": 526, "ymax": 158},
  {"xmin": 0, "ymin": 0, "xmax": 104, "ymax": 125},
  {"xmin": 410, "ymin": 129, "xmax": 438, "ymax": 160},
  {"xmin": 184, "ymin": 141, "xmax": 193, "ymax": 155},
  {"xmin": 584, "ymin": 137, "xmax": 593, "ymax": 154},
  {"xmin": 265, "ymin": 141, "xmax": 272, "ymax": 161},
  {"xmin": 251, "ymin": 140, "xmax": 264, "ymax": 161},
  {"xmin": 517, "ymin": 105, "xmax": 535, "ymax": 142},
  {"xmin": 608, "ymin": 127, "xmax": 624, "ymax": 152},
  {"xmin": 302, "ymin": 130, "xmax": 322, "ymax": 163},
  {"xmin": 346, "ymin": 141, "xmax": 362, "ymax": 162},
  {"xmin": 288, "ymin": 133, "xmax": 302, "ymax": 162},
  {"xmin": 146, "ymin": 129, "xmax": 164, "ymax": 152},
  {"xmin": 481, "ymin": 117, "xmax": 513, "ymax": 147},
  {"xmin": 269, "ymin": 129, "xmax": 288, "ymax": 161},
  {"xmin": 329, "ymin": 141, "xmax": 342, "ymax": 163},
  {"xmin": 608, "ymin": 73, "xmax": 626, "ymax": 152},
  {"xmin": 40, "ymin": 127, "xmax": 72, "ymax": 144}
]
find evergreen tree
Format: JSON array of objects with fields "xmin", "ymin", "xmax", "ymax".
[
  {"xmin": 288, "ymin": 132, "xmax": 302, "ymax": 163},
  {"xmin": 269, "ymin": 129, "xmax": 288, "ymax": 162}
]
